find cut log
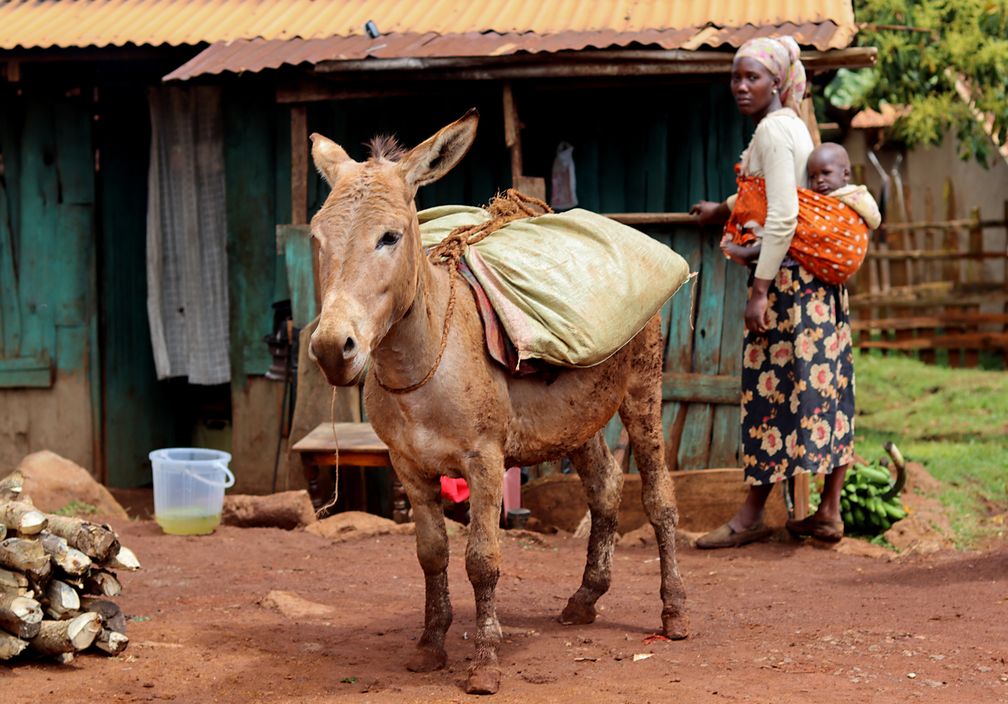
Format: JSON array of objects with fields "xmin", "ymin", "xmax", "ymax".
[
  {"xmin": 83, "ymin": 570, "xmax": 122, "ymax": 598},
  {"xmin": 0, "ymin": 500, "xmax": 47, "ymax": 535},
  {"xmin": 44, "ymin": 515, "xmax": 119, "ymax": 561},
  {"xmin": 79, "ymin": 597, "xmax": 127, "ymax": 634},
  {"xmin": 0, "ymin": 471, "xmax": 24, "ymax": 502},
  {"xmin": 94, "ymin": 628, "xmax": 129, "ymax": 656},
  {"xmin": 221, "ymin": 491, "xmax": 317, "ymax": 530},
  {"xmin": 29, "ymin": 612, "xmax": 102, "ymax": 655},
  {"xmin": 0, "ymin": 592, "xmax": 43, "ymax": 639},
  {"xmin": 45, "ymin": 580, "xmax": 81, "ymax": 619},
  {"xmin": 39, "ymin": 532, "xmax": 92, "ymax": 576},
  {"xmin": 105, "ymin": 545, "xmax": 140, "ymax": 571},
  {"xmin": 0, "ymin": 538, "xmax": 52, "ymax": 583},
  {"xmin": 0, "ymin": 631, "xmax": 27, "ymax": 660},
  {"xmin": 0, "ymin": 567, "xmax": 29, "ymax": 593}
]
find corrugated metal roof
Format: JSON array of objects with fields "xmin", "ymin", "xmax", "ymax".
[
  {"xmin": 163, "ymin": 22, "xmax": 854, "ymax": 81},
  {"xmin": 0, "ymin": 0, "xmax": 855, "ymax": 50}
]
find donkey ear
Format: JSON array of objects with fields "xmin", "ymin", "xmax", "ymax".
[
  {"xmin": 311, "ymin": 133, "xmax": 353, "ymax": 186},
  {"xmin": 400, "ymin": 109, "xmax": 479, "ymax": 190}
]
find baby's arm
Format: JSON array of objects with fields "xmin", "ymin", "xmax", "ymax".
[{"xmin": 720, "ymin": 235, "xmax": 760, "ymax": 266}]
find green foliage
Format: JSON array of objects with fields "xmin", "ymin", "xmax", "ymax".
[{"xmin": 832, "ymin": 0, "xmax": 1008, "ymax": 163}]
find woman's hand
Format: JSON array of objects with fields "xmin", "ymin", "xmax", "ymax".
[
  {"xmin": 689, "ymin": 200, "xmax": 730, "ymax": 225},
  {"xmin": 745, "ymin": 278, "xmax": 773, "ymax": 333}
]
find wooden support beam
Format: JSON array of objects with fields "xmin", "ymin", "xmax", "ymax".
[
  {"xmin": 502, "ymin": 81, "xmax": 522, "ymax": 183},
  {"xmin": 851, "ymin": 312, "xmax": 1008, "ymax": 331},
  {"xmin": 661, "ymin": 372, "xmax": 741, "ymax": 405},
  {"xmin": 604, "ymin": 212, "xmax": 699, "ymax": 226},
  {"xmin": 857, "ymin": 331, "xmax": 1008, "ymax": 350},
  {"xmin": 289, "ymin": 105, "xmax": 318, "ymax": 309}
]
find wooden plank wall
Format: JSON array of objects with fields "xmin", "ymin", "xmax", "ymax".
[{"xmin": 0, "ymin": 86, "xmax": 99, "ymax": 472}]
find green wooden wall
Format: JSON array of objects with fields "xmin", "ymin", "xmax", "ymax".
[
  {"xmin": 0, "ymin": 87, "xmax": 97, "ymax": 389},
  {"xmin": 96, "ymin": 82, "xmax": 183, "ymax": 487}
]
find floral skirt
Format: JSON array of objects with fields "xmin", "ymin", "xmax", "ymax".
[{"xmin": 741, "ymin": 263, "xmax": 855, "ymax": 485}]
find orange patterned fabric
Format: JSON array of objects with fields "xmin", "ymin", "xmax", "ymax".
[{"xmin": 725, "ymin": 173, "xmax": 870, "ymax": 285}]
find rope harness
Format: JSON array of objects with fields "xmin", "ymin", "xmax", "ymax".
[{"xmin": 373, "ymin": 188, "xmax": 552, "ymax": 394}]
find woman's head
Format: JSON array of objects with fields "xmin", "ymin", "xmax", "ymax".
[{"xmin": 731, "ymin": 36, "xmax": 807, "ymax": 118}]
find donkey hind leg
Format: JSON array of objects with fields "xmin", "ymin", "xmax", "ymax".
[
  {"xmin": 394, "ymin": 458, "xmax": 453, "ymax": 672},
  {"xmin": 619, "ymin": 381, "xmax": 689, "ymax": 639},
  {"xmin": 560, "ymin": 432, "xmax": 624, "ymax": 626},
  {"xmin": 462, "ymin": 454, "xmax": 506, "ymax": 695}
]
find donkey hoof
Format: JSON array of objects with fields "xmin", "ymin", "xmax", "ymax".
[
  {"xmin": 465, "ymin": 664, "xmax": 501, "ymax": 695},
  {"xmin": 662, "ymin": 613, "xmax": 690, "ymax": 640},
  {"xmin": 559, "ymin": 599, "xmax": 597, "ymax": 626},
  {"xmin": 406, "ymin": 646, "xmax": 447, "ymax": 672}
]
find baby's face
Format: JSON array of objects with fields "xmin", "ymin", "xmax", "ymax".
[{"xmin": 807, "ymin": 156, "xmax": 850, "ymax": 194}]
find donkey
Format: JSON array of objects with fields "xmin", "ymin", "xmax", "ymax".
[{"xmin": 308, "ymin": 109, "xmax": 688, "ymax": 695}]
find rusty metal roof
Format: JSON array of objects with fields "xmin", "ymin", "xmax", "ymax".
[
  {"xmin": 0, "ymin": 0, "xmax": 856, "ymax": 50},
  {"xmin": 163, "ymin": 22, "xmax": 856, "ymax": 81}
]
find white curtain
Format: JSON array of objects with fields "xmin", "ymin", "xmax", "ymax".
[{"xmin": 146, "ymin": 86, "xmax": 230, "ymax": 385}]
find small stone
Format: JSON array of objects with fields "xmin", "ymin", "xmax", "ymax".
[{"xmin": 907, "ymin": 672, "xmax": 917, "ymax": 679}]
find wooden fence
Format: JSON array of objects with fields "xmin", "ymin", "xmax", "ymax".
[{"xmin": 848, "ymin": 185, "xmax": 1008, "ymax": 368}]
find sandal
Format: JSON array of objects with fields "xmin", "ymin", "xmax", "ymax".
[
  {"xmin": 785, "ymin": 514, "xmax": 844, "ymax": 542},
  {"xmin": 695, "ymin": 521, "xmax": 773, "ymax": 549}
]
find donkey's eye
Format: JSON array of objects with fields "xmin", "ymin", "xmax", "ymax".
[{"xmin": 376, "ymin": 231, "xmax": 401, "ymax": 249}]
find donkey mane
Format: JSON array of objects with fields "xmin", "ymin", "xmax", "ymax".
[{"xmin": 367, "ymin": 134, "xmax": 406, "ymax": 162}]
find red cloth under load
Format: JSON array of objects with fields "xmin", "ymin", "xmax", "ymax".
[{"xmin": 724, "ymin": 174, "xmax": 870, "ymax": 285}]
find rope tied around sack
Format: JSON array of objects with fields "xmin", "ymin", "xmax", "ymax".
[{"xmin": 375, "ymin": 189, "xmax": 552, "ymax": 394}]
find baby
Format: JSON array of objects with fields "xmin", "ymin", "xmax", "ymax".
[{"xmin": 721, "ymin": 142, "xmax": 881, "ymax": 282}]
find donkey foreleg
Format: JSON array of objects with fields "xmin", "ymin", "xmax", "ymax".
[
  {"xmin": 462, "ymin": 455, "xmax": 505, "ymax": 695},
  {"xmin": 561, "ymin": 433, "xmax": 624, "ymax": 626},
  {"xmin": 395, "ymin": 458, "xmax": 453, "ymax": 672}
]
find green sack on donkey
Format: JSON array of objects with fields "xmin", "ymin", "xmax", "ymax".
[{"xmin": 419, "ymin": 205, "xmax": 692, "ymax": 368}]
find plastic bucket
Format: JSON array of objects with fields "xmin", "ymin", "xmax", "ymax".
[{"xmin": 149, "ymin": 448, "xmax": 235, "ymax": 535}]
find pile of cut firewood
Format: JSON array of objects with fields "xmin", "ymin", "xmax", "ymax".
[{"xmin": 0, "ymin": 470, "xmax": 138, "ymax": 662}]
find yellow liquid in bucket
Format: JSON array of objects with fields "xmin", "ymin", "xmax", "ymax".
[{"xmin": 155, "ymin": 509, "xmax": 222, "ymax": 536}]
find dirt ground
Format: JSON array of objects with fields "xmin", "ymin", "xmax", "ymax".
[{"xmin": 3, "ymin": 514, "xmax": 1007, "ymax": 704}]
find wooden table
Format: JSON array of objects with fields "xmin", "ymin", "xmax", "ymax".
[{"xmin": 292, "ymin": 422, "xmax": 410, "ymax": 523}]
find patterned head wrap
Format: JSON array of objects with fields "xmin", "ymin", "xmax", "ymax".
[{"xmin": 733, "ymin": 36, "xmax": 807, "ymax": 112}]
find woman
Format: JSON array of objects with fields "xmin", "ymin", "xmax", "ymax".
[{"xmin": 689, "ymin": 36, "xmax": 855, "ymax": 547}]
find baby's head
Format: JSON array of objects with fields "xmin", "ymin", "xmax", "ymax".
[{"xmin": 807, "ymin": 142, "xmax": 851, "ymax": 194}]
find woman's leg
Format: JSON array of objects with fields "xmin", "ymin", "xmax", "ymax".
[
  {"xmin": 813, "ymin": 462, "xmax": 850, "ymax": 522},
  {"xmin": 728, "ymin": 484, "xmax": 774, "ymax": 532}
]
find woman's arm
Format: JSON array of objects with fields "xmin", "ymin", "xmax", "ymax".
[
  {"xmin": 752, "ymin": 126, "xmax": 799, "ymax": 280},
  {"xmin": 689, "ymin": 199, "xmax": 731, "ymax": 225}
]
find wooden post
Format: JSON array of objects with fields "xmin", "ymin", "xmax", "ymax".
[
  {"xmin": 290, "ymin": 105, "xmax": 317, "ymax": 308},
  {"xmin": 502, "ymin": 81, "xmax": 522, "ymax": 184},
  {"xmin": 920, "ymin": 188, "xmax": 938, "ymax": 364},
  {"xmin": 798, "ymin": 93, "xmax": 821, "ymax": 146},
  {"xmin": 501, "ymin": 82, "xmax": 546, "ymax": 201},
  {"xmin": 793, "ymin": 475, "xmax": 811, "ymax": 521},
  {"xmin": 1003, "ymin": 199, "xmax": 1008, "ymax": 368},
  {"xmin": 964, "ymin": 206, "xmax": 983, "ymax": 366},
  {"xmin": 943, "ymin": 180, "xmax": 962, "ymax": 366}
]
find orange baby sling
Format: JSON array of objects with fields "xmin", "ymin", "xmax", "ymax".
[{"xmin": 724, "ymin": 171, "xmax": 870, "ymax": 285}]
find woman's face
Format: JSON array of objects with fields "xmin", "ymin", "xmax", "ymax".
[{"xmin": 731, "ymin": 57, "xmax": 779, "ymax": 117}]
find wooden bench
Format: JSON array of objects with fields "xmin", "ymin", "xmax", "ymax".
[{"xmin": 292, "ymin": 422, "xmax": 410, "ymax": 523}]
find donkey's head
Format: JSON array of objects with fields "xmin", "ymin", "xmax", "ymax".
[{"xmin": 307, "ymin": 110, "xmax": 479, "ymax": 386}]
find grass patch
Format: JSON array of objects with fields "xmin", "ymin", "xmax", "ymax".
[
  {"xmin": 854, "ymin": 352, "xmax": 1008, "ymax": 548},
  {"xmin": 54, "ymin": 500, "xmax": 99, "ymax": 517}
]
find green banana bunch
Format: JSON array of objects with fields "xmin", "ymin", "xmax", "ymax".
[{"xmin": 840, "ymin": 460, "xmax": 908, "ymax": 536}]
